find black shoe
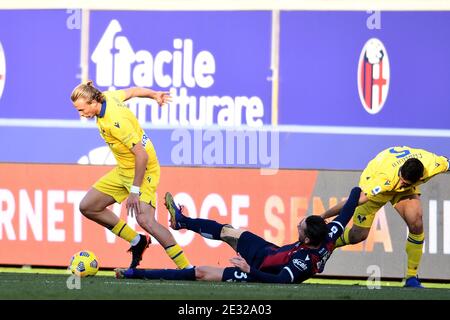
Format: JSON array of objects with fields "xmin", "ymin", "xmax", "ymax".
[{"xmin": 127, "ymin": 234, "xmax": 150, "ymax": 268}]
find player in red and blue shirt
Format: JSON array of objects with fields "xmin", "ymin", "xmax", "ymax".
[{"xmin": 115, "ymin": 187, "xmax": 362, "ymax": 283}]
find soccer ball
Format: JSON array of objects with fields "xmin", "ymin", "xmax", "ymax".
[{"xmin": 69, "ymin": 250, "xmax": 99, "ymax": 277}]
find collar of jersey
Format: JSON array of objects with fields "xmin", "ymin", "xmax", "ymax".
[{"xmin": 98, "ymin": 100, "xmax": 107, "ymax": 118}]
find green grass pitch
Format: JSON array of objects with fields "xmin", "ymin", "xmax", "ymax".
[{"xmin": 0, "ymin": 267, "xmax": 449, "ymax": 300}]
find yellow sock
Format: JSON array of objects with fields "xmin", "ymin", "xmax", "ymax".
[
  {"xmin": 405, "ymin": 232, "xmax": 424, "ymax": 278},
  {"xmin": 335, "ymin": 228, "xmax": 351, "ymax": 248},
  {"xmin": 165, "ymin": 244, "xmax": 192, "ymax": 269},
  {"xmin": 111, "ymin": 219, "xmax": 138, "ymax": 243}
]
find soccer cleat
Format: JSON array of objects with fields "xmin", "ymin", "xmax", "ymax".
[
  {"xmin": 127, "ymin": 234, "xmax": 151, "ymax": 269},
  {"xmin": 164, "ymin": 192, "xmax": 186, "ymax": 230},
  {"xmin": 404, "ymin": 276, "xmax": 424, "ymax": 288}
]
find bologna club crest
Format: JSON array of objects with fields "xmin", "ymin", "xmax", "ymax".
[{"xmin": 357, "ymin": 38, "xmax": 390, "ymax": 114}]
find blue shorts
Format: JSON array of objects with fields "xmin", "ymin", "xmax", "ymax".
[
  {"xmin": 236, "ymin": 231, "xmax": 278, "ymax": 268},
  {"xmin": 221, "ymin": 232, "xmax": 278, "ymax": 282},
  {"xmin": 221, "ymin": 267, "xmax": 254, "ymax": 282}
]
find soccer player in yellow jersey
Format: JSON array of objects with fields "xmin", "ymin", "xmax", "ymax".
[
  {"xmin": 70, "ymin": 80, "xmax": 192, "ymax": 269},
  {"xmin": 321, "ymin": 146, "xmax": 449, "ymax": 288}
]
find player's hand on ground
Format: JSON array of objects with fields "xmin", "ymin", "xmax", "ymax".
[
  {"xmin": 230, "ymin": 253, "xmax": 250, "ymax": 273},
  {"xmin": 155, "ymin": 91, "xmax": 171, "ymax": 106},
  {"xmin": 126, "ymin": 193, "xmax": 141, "ymax": 217}
]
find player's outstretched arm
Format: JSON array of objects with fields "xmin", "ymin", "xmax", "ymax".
[
  {"xmin": 320, "ymin": 201, "xmax": 345, "ymax": 220},
  {"xmin": 321, "ymin": 188, "xmax": 367, "ymax": 220},
  {"xmin": 332, "ymin": 187, "xmax": 364, "ymax": 227},
  {"xmin": 123, "ymin": 87, "xmax": 172, "ymax": 106}
]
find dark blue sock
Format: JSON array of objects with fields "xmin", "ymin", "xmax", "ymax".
[
  {"xmin": 183, "ymin": 217, "xmax": 224, "ymax": 240},
  {"xmin": 127, "ymin": 268, "xmax": 196, "ymax": 280}
]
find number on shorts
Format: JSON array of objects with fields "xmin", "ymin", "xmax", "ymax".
[{"xmin": 234, "ymin": 271, "xmax": 248, "ymax": 280}]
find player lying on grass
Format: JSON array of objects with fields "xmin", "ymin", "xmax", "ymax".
[{"xmin": 115, "ymin": 186, "xmax": 363, "ymax": 283}]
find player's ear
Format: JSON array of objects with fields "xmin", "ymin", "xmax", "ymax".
[{"xmin": 304, "ymin": 237, "xmax": 310, "ymax": 244}]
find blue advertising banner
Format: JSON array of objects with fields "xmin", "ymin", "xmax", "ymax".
[
  {"xmin": 2, "ymin": 10, "xmax": 450, "ymax": 171},
  {"xmin": 0, "ymin": 10, "xmax": 80, "ymax": 119},
  {"xmin": 0, "ymin": 10, "xmax": 271, "ymax": 124},
  {"xmin": 0, "ymin": 10, "xmax": 274, "ymax": 167},
  {"xmin": 279, "ymin": 11, "xmax": 450, "ymax": 129},
  {"xmin": 88, "ymin": 11, "xmax": 272, "ymax": 127}
]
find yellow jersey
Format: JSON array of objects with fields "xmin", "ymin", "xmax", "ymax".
[
  {"xmin": 96, "ymin": 90, "xmax": 158, "ymax": 176},
  {"xmin": 360, "ymin": 146, "xmax": 448, "ymax": 199}
]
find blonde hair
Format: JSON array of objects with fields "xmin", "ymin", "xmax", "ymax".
[{"xmin": 70, "ymin": 80, "xmax": 104, "ymax": 103}]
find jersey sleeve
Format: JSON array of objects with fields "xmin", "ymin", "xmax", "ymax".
[
  {"xmin": 104, "ymin": 90, "xmax": 127, "ymax": 102},
  {"xmin": 109, "ymin": 117, "xmax": 141, "ymax": 150},
  {"xmin": 422, "ymin": 154, "xmax": 449, "ymax": 183}
]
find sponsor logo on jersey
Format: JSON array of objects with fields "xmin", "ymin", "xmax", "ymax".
[
  {"xmin": 292, "ymin": 258, "xmax": 308, "ymax": 271},
  {"xmin": 371, "ymin": 186, "xmax": 382, "ymax": 195}
]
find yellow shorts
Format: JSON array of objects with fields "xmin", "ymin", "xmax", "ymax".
[
  {"xmin": 93, "ymin": 165, "xmax": 160, "ymax": 207},
  {"xmin": 353, "ymin": 187, "xmax": 421, "ymax": 228}
]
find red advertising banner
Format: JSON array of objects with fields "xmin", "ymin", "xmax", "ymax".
[{"xmin": 0, "ymin": 164, "xmax": 318, "ymax": 269}]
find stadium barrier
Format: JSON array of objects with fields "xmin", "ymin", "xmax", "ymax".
[{"xmin": 1, "ymin": 163, "xmax": 449, "ymax": 280}]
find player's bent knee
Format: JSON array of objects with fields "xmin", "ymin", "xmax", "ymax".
[
  {"xmin": 220, "ymin": 225, "xmax": 244, "ymax": 240},
  {"xmin": 79, "ymin": 200, "xmax": 94, "ymax": 217},
  {"xmin": 79, "ymin": 204, "xmax": 88, "ymax": 216},
  {"xmin": 220, "ymin": 225, "xmax": 245, "ymax": 250},
  {"xmin": 135, "ymin": 213, "xmax": 149, "ymax": 225},
  {"xmin": 136, "ymin": 216, "xmax": 156, "ymax": 232}
]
